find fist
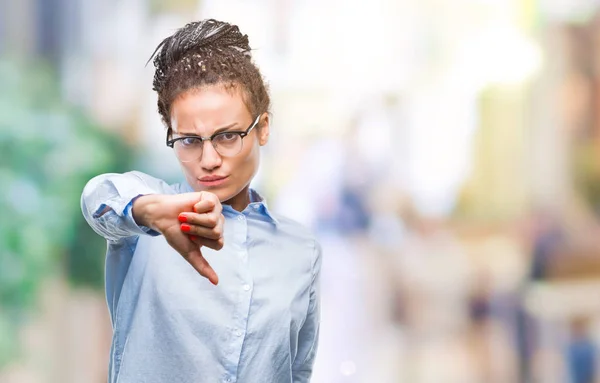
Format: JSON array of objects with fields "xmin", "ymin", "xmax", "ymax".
[{"xmin": 132, "ymin": 191, "xmax": 225, "ymax": 285}]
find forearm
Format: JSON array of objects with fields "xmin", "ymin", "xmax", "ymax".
[
  {"xmin": 292, "ymin": 240, "xmax": 322, "ymax": 383},
  {"xmin": 292, "ymin": 368, "xmax": 313, "ymax": 383},
  {"xmin": 81, "ymin": 171, "xmax": 172, "ymax": 242}
]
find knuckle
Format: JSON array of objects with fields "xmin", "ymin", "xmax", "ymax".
[{"xmin": 203, "ymin": 191, "xmax": 218, "ymax": 202}]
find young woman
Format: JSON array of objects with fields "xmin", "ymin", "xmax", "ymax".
[{"xmin": 81, "ymin": 19, "xmax": 322, "ymax": 383}]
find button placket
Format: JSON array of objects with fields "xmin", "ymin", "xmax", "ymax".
[{"xmin": 233, "ymin": 214, "xmax": 247, "ymax": 247}]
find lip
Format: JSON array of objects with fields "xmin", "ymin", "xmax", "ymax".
[{"xmin": 198, "ymin": 175, "xmax": 229, "ymax": 187}]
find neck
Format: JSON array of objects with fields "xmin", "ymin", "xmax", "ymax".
[{"xmin": 224, "ymin": 185, "xmax": 251, "ymax": 212}]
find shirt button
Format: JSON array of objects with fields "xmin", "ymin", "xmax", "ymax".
[
  {"xmin": 235, "ymin": 329, "xmax": 243, "ymax": 337},
  {"xmin": 237, "ymin": 215, "xmax": 245, "ymax": 222},
  {"xmin": 243, "ymin": 284, "xmax": 251, "ymax": 291}
]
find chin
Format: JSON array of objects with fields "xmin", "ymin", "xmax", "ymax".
[
  {"xmin": 196, "ymin": 185, "xmax": 228, "ymax": 200},
  {"xmin": 215, "ymin": 190, "xmax": 235, "ymax": 203},
  {"xmin": 207, "ymin": 185, "xmax": 238, "ymax": 202}
]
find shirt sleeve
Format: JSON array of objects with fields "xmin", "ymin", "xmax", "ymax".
[
  {"xmin": 292, "ymin": 240, "xmax": 323, "ymax": 383},
  {"xmin": 80, "ymin": 171, "xmax": 177, "ymax": 243}
]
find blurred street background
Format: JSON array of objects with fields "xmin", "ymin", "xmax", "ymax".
[{"xmin": 3, "ymin": 0, "xmax": 600, "ymax": 382}]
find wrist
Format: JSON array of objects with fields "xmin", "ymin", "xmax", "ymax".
[{"xmin": 132, "ymin": 194, "xmax": 161, "ymax": 231}]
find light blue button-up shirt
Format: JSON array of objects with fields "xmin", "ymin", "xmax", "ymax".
[{"xmin": 80, "ymin": 171, "xmax": 321, "ymax": 383}]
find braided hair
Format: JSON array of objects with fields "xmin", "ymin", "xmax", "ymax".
[{"xmin": 148, "ymin": 19, "xmax": 271, "ymax": 129}]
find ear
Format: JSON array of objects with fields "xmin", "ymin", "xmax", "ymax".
[{"xmin": 257, "ymin": 112, "xmax": 270, "ymax": 146}]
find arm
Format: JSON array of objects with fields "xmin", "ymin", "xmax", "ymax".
[
  {"xmin": 80, "ymin": 170, "xmax": 224, "ymax": 284},
  {"xmin": 292, "ymin": 241, "xmax": 323, "ymax": 383},
  {"xmin": 80, "ymin": 171, "xmax": 176, "ymax": 243}
]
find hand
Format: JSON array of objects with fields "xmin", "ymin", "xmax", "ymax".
[
  {"xmin": 179, "ymin": 196, "xmax": 225, "ymax": 252},
  {"xmin": 132, "ymin": 192, "xmax": 224, "ymax": 285}
]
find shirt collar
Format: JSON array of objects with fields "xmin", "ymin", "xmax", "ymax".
[{"xmin": 247, "ymin": 188, "xmax": 279, "ymax": 226}]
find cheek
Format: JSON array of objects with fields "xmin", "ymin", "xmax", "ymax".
[
  {"xmin": 232, "ymin": 143, "xmax": 260, "ymax": 176},
  {"xmin": 179, "ymin": 162, "xmax": 197, "ymax": 181},
  {"xmin": 176, "ymin": 143, "xmax": 261, "ymax": 194}
]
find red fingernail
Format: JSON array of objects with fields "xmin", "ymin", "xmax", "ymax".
[
  {"xmin": 189, "ymin": 235, "xmax": 198, "ymax": 241},
  {"xmin": 181, "ymin": 223, "xmax": 191, "ymax": 232},
  {"xmin": 178, "ymin": 214, "xmax": 187, "ymax": 223}
]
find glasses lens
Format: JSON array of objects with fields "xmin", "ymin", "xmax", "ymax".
[
  {"xmin": 172, "ymin": 134, "xmax": 244, "ymax": 161},
  {"xmin": 213, "ymin": 133, "xmax": 243, "ymax": 157},
  {"xmin": 173, "ymin": 137, "xmax": 203, "ymax": 162}
]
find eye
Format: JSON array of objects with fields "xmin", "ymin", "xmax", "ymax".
[
  {"xmin": 215, "ymin": 132, "xmax": 239, "ymax": 142},
  {"xmin": 180, "ymin": 137, "xmax": 202, "ymax": 147}
]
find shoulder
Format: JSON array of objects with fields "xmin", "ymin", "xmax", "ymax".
[{"xmin": 271, "ymin": 213, "xmax": 322, "ymax": 265}]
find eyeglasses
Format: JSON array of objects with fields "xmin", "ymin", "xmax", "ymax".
[{"xmin": 166, "ymin": 115, "xmax": 261, "ymax": 162}]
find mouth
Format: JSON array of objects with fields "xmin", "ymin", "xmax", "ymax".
[{"xmin": 198, "ymin": 175, "xmax": 229, "ymax": 187}]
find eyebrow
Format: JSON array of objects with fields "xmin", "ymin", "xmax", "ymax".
[{"xmin": 176, "ymin": 122, "xmax": 241, "ymax": 136}]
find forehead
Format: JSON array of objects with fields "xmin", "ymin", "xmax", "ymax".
[{"xmin": 170, "ymin": 85, "xmax": 251, "ymax": 133}]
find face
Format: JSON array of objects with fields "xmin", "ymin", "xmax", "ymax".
[{"xmin": 169, "ymin": 85, "xmax": 270, "ymax": 211}]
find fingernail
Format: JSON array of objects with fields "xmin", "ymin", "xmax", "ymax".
[
  {"xmin": 189, "ymin": 235, "xmax": 198, "ymax": 241},
  {"xmin": 181, "ymin": 223, "xmax": 191, "ymax": 232},
  {"xmin": 178, "ymin": 214, "xmax": 187, "ymax": 223}
]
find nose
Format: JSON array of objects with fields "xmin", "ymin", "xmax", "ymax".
[{"xmin": 199, "ymin": 141, "xmax": 222, "ymax": 170}]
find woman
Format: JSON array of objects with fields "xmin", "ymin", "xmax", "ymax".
[{"xmin": 81, "ymin": 19, "xmax": 321, "ymax": 383}]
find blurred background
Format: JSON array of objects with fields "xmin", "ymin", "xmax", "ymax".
[{"xmin": 2, "ymin": 0, "xmax": 600, "ymax": 382}]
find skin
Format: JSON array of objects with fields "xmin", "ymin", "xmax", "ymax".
[
  {"xmin": 171, "ymin": 84, "xmax": 270, "ymax": 210},
  {"xmin": 133, "ymin": 84, "xmax": 270, "ymax": 285}
]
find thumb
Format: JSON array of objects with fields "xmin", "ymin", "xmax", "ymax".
[
  {"xmin": 186, "ymin": 248, "xmax": 219, "ymax": 285},
  {"xmin": 175, "ymin": 192, "xmax": 205, "ymax": 212},
  {"xmin": 193, "ymin": 191, "xmax": 218, "ymax": 213}
]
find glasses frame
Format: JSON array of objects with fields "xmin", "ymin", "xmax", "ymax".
[{"xmin": 166, "ymin": 114, "xmax": 261, "ymax": 160}]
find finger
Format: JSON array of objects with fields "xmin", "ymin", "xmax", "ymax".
[
  {"xmin": 212, "ymin": 200, "xmax": 222, "ymax": 215},
  {"xmin": 185, "ymin": 248, "xmax": 219, "ymax": 285},
  {"xmin": 179, "ymin": 212, "xmax": 223, "ymax": 228},
  {"xmin": 199, "ymin": 191, "xmax": 223, "ymax": 215},
  {"xmin": 191, "ymin": 235, "xmax": 224, "ymax": 251},
  {"xmin": 193, "ymin": 199, "xmax": 215, "ymax": 214},
  {"xmin": 180, "ymin": 223, "xmax": 222, "ymax": 240},
  {"xmin": 216, "ymin": 214, "xmax": 224, "ymax": 236}
]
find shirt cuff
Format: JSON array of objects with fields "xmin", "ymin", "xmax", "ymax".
[
  {"xmin": 124, "ymin": 195, "xmax": 161, "ymax": 236},
  {"xmin": 91, "ymin": 179, "xmax": 161, "ymax": 237}
]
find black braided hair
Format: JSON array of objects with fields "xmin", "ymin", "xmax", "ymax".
[{"xmin": 148, "ymin": 19, "xmax": 270, "ymax": 129}]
